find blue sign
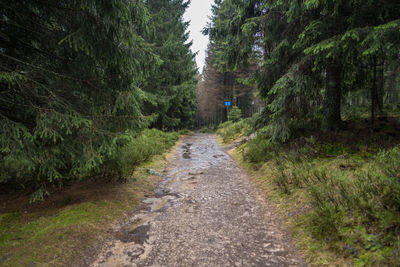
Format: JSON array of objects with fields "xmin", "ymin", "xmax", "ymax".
[{"xmin": 224, "ymin": 101, "xmax": 231, "ymax": 107}]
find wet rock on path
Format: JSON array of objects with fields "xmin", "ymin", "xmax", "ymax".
[{"xmin": 91, "ymin": 133, "xmax": 304, "ymax": 267}]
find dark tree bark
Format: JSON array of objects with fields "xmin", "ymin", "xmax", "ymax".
[
  {"xmin": 371, "ymin": 57, "xmax": 378, "ymax": 133},
  {"xmin": 324, "ymin": 61, "xmax": 342, "ymax": 130},
  {"xmin": 376, "ymin": 62, "xmax": 384, "ymax": 113}
]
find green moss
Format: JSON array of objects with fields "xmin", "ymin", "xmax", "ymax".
[
  {"xmin": 0, "ymin": 201, "xmax": 122, "ymax": 265},
  {"xmin": 0, "ymin": 133, "xmax": 183, "ymax": 266}
]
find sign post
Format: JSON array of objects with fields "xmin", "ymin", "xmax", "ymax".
[{"xmin": 224, "ymin": 101, "xmax": 231, "ymax": 119}]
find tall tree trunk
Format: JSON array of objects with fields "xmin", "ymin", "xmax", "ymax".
[
  {"xmin": 324, "ymin": 61, "xmax": 342, "ymax": 129},
  {"xmin": 371, "ymin": 57, "xmax": 378, "ymax": 133},
  {"xmin": 376, "ymin": 60, "xmax": 384, "ymax": 113}
]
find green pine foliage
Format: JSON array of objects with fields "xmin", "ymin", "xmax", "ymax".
[
  {"xmin": 227, "ymin": 106, "xmax": 242, "ymax": 122},
  {"xmin": 142, "ymin": 0, "xmax": 198, "ymax": 130},
  {"xmin": 0, "ymin": 0, "xmax": 197, "ymax": 199},
  {"xmin": 205, "ymin": 0, "xmax": 400, "ymax": 141},
  {"xmin": 210, "ymin": 2, "xmax": 400, "ymax": 262},
  {"xmin": 113, "ymin": 129, "xmax": 179, "ymax": 178}
]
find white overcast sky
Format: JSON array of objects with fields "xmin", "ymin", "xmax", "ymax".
[{"xmin": 183, "ymin": 0, "xmax": 214, "ymax": 71}]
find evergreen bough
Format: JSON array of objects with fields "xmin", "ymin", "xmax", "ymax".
[
  {"xmin": 228, "ymin": 106, "xmax": 242, "ymax": 122},
  {"xmin": 0, "ymin": 0, "xmax": 197, "ymax": 201},
  {"xmin": 205, "ymin": 0, "xmax": 400, "ymax": 141}
]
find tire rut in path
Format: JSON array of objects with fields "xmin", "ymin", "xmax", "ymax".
[{"xmin": 91, "ymin": 133, "xmax": 304, "ymax": 267}]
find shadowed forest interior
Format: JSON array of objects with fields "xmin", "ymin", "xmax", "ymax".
[{"xmin": 1, "ymin": 0, "xmax": 400, "ymax": 266}]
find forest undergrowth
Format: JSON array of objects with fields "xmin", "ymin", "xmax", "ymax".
[
  {"xmin": 217, "ymin": 114, "xmax": 400, "ymax": 266},
  {"xmin": 0, "ymin": 129, "xmax": 185, "ymax": 266}
]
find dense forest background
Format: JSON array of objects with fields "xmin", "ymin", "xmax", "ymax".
[
  {"xmin": 198, "ymin": 0, "xmax": 400, "ymax": 140},
  {"xmin": 1, "ymin": 0, "xmax": 400, "ymax": 265},
  {"xmin": 0, "ymin": 0, "xmax": 197, "ymax": 200},
  {"xmin": 201, "ymin": 1, "xmax": 400, "ymax": 265},
  {"xmin": 2, "ymin": 0, "xmax": 399, "ymax": 200}
]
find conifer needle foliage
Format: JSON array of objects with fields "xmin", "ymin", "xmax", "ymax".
[
  {"xmin": 0, "ymin": 0, "xmax": 197, "ymax": 199},
  {"xmin": 204, "ymin": 0, "xmax": 400, "ymax": 141}
]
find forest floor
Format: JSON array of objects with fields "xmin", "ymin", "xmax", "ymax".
[
  {"xmin": 0, "ymin": 138, "xmax": 181, "ymax": 266},
  {"xmin": 90, "ymin": 133, "xmax": 304, "ymax": 266},
  {"xmin": 215, "ymin": 116, "xmax": 400, "ymax": 266}
]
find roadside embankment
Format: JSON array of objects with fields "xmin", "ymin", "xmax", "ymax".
[
  {"xmin": 216, "ymin": 119, "xmax": 400, "ymax": 266},
  {"xmin": 0, "ymin": 130, "xmax": 187, "ymax": 266}
]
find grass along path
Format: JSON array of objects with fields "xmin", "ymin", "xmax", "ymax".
[
  {"xmin": 0, "ymin": 136, "xmax": 186, "ymax": 266},
  {"xmin": 225, "ymin": 146, "xmax": 351, "ymax": 265},
  {"xmin": 216, "ymin": 122, "xmax": 400, "ymax": 266}
]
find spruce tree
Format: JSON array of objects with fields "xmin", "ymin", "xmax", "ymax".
[
  {"xmin": 228, "ymin": 106, "xmax": 242, "ymax": 122},
  {"xmin": 205, "ymin": 0, "xmax": 400, "ymax": 139},
  {"xmin": 142, "ymin": 0, "xmax": 198, "ymax": 130},
  {"xmin": 0, "ymin": 0, "xmax": 190, "ymax": 198}
]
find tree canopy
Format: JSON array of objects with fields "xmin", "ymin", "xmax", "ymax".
[
  {"xmin": 0, "ymin": 0, "xmax": 197, "ymax": 199},
  {"xmin": 203, "ymin": 0, "xmax": 400, "ymax": 141}
]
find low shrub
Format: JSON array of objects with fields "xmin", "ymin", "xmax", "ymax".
[
  {"xmin": 308, "ymin": 202, "xmax": 345, "ymax": 241},
  {"xmin": 243, "ymin": 134, "xmax": 281, "ymax": 163},
  {"xmin": 271, "ymin": 145, "xmax": 400, "ymax": 265},
  {"xmin": 342, "ymin": 105, "xmax": 370, "ymax": 121},
  {"xmin": 116, "ymin": 129, "xmax": 179, "ymax": 177},
  {"xmin": 1, "ymin": 128, "xmax": 180, "ymax": 202},
  {"xmin": 216, "ymin": 120, "xmax": 248, "ymax": 143},
  {"xmin": 178, "ymin": 129, "xmax": 191, "ymax": 135},
  {"xmin": 216, "ymin": 112, "xmax": 261, "ymax": 144},
  {"xmin": 200, "ymin": 126, "xmax": 217, "ymax": 133},
  {"xmin": 227, "ymin": 106, "xmax": 242, "ymax": 122}
]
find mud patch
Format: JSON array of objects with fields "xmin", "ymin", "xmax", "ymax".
[
  {"xmin": 117, "ymin": 224, "xmax": 150, "ymax": 244},
  {"xmin": 188, "ymin": 171, "xmax": 204, "ymax": 175},
  {"xmin": 182, "ymin": 176, "xmax": 196, "ymax": 181},
  {"xmin": 154, "ymin": 188, "xmax": 180, "ymax": 199},
  {"xmin": 182, "ymin": 143, "xmax": 192, "ymax": 159},
  {"xmin": 153, "ymin": 176, "xmax": 180, "ymax": 198},
  {"xmin": 127, "ymin": 224, "xmax": 150, "ymax": 244},
  {"xmin": 155, "ymin": 206, "xmax": 168, "ymax": 213},
  {"xmin": 126, "ymin": 247, "xmax": 145, "ymax": 260}
]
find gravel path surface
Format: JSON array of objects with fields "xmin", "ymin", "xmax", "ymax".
[{"xmin": 91, "ymin": 133, "xmax": 304, "ymax": 267}]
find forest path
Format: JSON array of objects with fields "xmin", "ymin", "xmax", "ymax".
[{"xmin": 91, "ymin": 133, "xmax": 304, "ymax": 267}]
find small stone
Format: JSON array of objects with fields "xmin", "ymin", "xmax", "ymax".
[
  {"xmin": 142, "ymin": 198, "xmax": 157, "ymax": 204},
  {"xmin": 147, "ymin": 168, "xmax": 163, "ymax": 176},
  {"xmin": 183, "ymin": 176, "xmax": 196, "ymax": 181}
]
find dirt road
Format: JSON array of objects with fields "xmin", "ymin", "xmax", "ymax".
[{"xmin": 91, "ymin": 133, "xmax": 304, "ymax": 266}]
